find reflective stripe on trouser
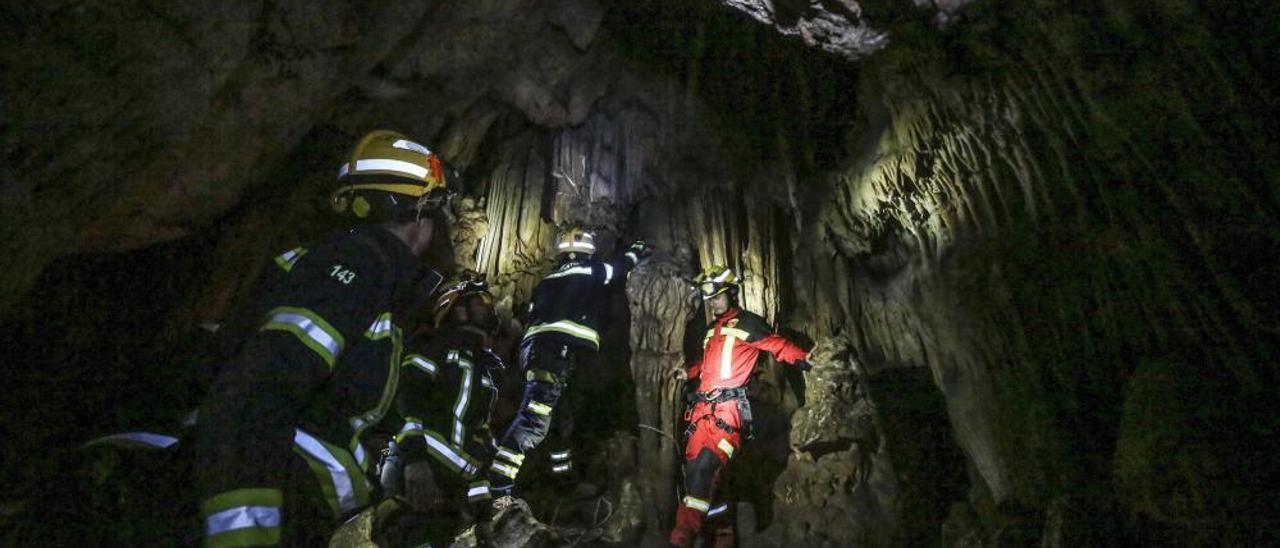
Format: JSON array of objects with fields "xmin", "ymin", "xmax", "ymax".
[
  {"xmin": 672, "ymin": 422, "xmax": 731, "ymax": 547},
  {"xmin": 683, "ymin": 401, "xmax": 743, "ymax": 463},
  {"xmin": 486, "ymin": 381, "xmax": 558, "ymax": 483},
  {"xmin": 490, "ymin": 342, "xmax": 576, "ymax": 490},
  {"xmin": 260, "ymin": 307, "xmax": 345, "ymax": 368},
  {"xmin": 467, "ymin": 480, "xmax": 492, "ymax": 502},
  {"xmin": 201, "ymin": 488, "xmax": 282, "ymax": 547},
  {"xmin": 291, "ymin": 428, "xmax": 370, "ymax": 518},
  {"xmin": 489, "ymin": 375, "xmax": 562, "ymax": 489},
  {"xmin": 549, "ymin": 448, "xmax": 573, "ymax": 474},
  {"xmin": 489, "ymin": 446, "xmax": 524, "ymax": 483},
  {"xmin": 682, "ymin": 496, "xmax": 710, "ymax": 513},
  {"xmin": 672, "ymin": 499, "xmax": 737, "ymax": 548}
]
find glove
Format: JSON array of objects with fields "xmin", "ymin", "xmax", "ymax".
[
  {"xmin": 793, "ymin": 359, "xmax": 813, "ymax": 372},
  {"xmin": 627, "ymin": 240, "xmax": 653, "ymax": 261}
]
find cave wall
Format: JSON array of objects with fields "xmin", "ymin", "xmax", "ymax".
[
  {"xmin": 3, "ymin": 0, "xmax": 1279, "ymax": 546},
  {"xmin": 776, "ymin": 1, "xmax": 1280, "ymax": 545}
]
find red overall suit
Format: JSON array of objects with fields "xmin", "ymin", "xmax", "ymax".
[{"xmin": 669, "ymin": 307, "xmax": 808, "ymax": 547}]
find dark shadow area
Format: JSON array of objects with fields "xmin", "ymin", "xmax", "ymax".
[
  {"xmin": 0, "ymin": 240, "xmax": 215, "ymax": 545},
  {"xmin": 603, "ymin": 0, "xmax": 862, "ymax": 175},
  {"xmin": 868, "ymin": 367, "xmax": 969, "ymax": 547}
]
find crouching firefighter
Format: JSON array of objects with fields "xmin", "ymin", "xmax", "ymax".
[
  {"xmin": 486, "ymin": 227, "xmax": 652, "ymax": 500},
  {"xmin": 191, "ymin": 130, "xmax": 457, "ymax": 547},
  {"xmin": 667, "ymin": 265, "xmax": 813, "ymax": 548},
  {"xmin": 377, "ymin": 272, "xmax": 505, "ymax": 547}
]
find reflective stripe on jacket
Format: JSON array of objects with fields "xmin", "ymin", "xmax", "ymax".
[
  {"xmin": 193, "ymin": 226, "xmax": 441, "ymax": 543},
  {"xmin": 522, "ymin": 253, "xmax": 637, "ymax": 350},
  {"xmin": 394, "ymin": 325, "xmax": 502, "ymax": 479},
  {"xmin": 688, "ymin": 308, "xmax": 807, "ymax": 391}
]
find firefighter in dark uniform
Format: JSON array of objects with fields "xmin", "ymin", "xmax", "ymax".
[
  {"xmin": 377, "ymin": 272, "xmax": 505, "ymax": 547},
  {"xmin": 191, "ymin": 130, "xmax": 457, "ymax": 547},
  {"xmin": 667, "ymin": 265, "xmax": 812, "ymax": 548},
  {"xmin": 487, "ymin": 227, "xmax": 651, "ymax": 499}
]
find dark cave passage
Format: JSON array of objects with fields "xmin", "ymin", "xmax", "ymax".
[{"xmin": 3, "ymin": 1, "xmax": 1279, "ymax": 546}]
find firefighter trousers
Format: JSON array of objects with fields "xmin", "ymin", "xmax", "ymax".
[
  {"xmin": 488, "ymin": 339, "xmax": 584, "ymax": 494},
  {"xmin": 670, "ymin": 397, "xmax": 746, "ymax": 547}
]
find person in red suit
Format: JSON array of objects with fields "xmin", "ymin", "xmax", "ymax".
[{"xmin": 667, "ymin": 265, "xmax": 812, "ymax": 547}]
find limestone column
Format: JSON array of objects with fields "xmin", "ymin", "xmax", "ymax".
[{"xmin": 625, "ymin": 245, "xmax": 695, "ymax": 539}]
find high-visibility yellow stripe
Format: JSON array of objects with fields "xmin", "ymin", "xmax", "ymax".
[
  {"xmin": 404, "ymin": 354, "xmax": 438, "ymax": 376},
  {"xmin": 467, "ymin": 482, "xmax": 492, "ymax": 501},
  {"xmin": 273, "ymin": 247, "xmax": 308, "ymax": 273},
  {"xmin": 201, "ymin": 488, "xmax": 283, "ymax": 517},
  {"xmin": 490, "ymin": 462, "xmax": 520, "ymax": 479},
  {"xmin": 364, "ymin": 312, "xmax": 393, "ymax": 340},
  {"xmin": 347, "ymin": 324, "xmax": 403, "ymax": 473},
  {"xmin": 496, "ymin": 448, "xmax": 525, "ymax": 465},
  {"xmin": 683, "ymin": 496, "xmax": 710, "ymax": 513},
  {"xmin": 451, "ymin": 356, "xmax": 474, "ymax": 446},
  {"xmin": 526, "ymin": 369, "xmax": 557, "ymax": 383},
  {"xmin": 718, "ymin": 438, "xmax": 736, "ymax": 458},
  {"xmin": 260, "ymin": 307, "xmax": 345, "ymax": 369},
  {"xmin": 720, "ymin": 327, "xmax": 750, "ymax": 340},
  {"xmin": 422, "ymin": 429, "xmax": 477, "ymax": 476},
  {"xmin": 292, "ymin": 429, "xmax": 368, "ymax": 517},
  {"xmin": 720, "ymin": 335, "xmax": 736, "ymax": 380},
  {"xmin": 527, "ymin": 401, "xmax": 553, "ymax": 415},
  {"xmin": 524, "ymin": 320, "xmax": 600, "ymax": 346}
]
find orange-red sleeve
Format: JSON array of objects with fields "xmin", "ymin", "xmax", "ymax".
[{"xmin": 744, "ymin": 333, "xmax": 808, "ymax": 364}]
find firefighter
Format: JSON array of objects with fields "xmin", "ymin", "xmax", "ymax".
[
  {"xmin": 377, "ymin": 272, "xmax": 505, "ymax": 547},
  {"xmin": 667, "ymin": 265, "xmax": 812, "ymax": 548},
  {"xmin": 486, "ymin": 227, "xmax": 651, "ymax": 500},
  {"xmin": 191, "ymin": 130, "xmax": 456, "ymax": 547}
]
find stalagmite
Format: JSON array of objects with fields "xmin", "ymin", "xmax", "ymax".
[{"xmin": 624, "ymin": 245, "xmax": 696, "ymax": 540}]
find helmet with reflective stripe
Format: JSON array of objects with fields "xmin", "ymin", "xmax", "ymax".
[
  {"xmin": 330, "ymin": 130, "xmax": 458, "ymax": 222},
  {"xmin": 695, "ymin": 265, "xmax": 738, "ymax": 300},
  {"xmin": 432, "ymin": 270, "xmax": 493, "ymax": 328},
  {"xmin": 556, "ymin": 226, "xmax": 596, "ymax": 256}
]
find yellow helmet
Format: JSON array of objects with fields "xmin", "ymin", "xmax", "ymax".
[
  {"xmin": 330, "ymin": 130, "xmax": 456, "ymax": 222},
  {"xmin": 694, "ymin": 265, "xmax": 739, "ymax": 300},
  {"xmin": 556, "ymin": 226, "xmax": 597, "ymax": 255},
  {"xmin": 431, "ymin": 271, "xmax": 493, "ymax": 328}
]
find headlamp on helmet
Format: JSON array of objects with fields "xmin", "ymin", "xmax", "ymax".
[
  {"xmin": 431, "ymin": 271, "xmax": 493, "ymax": 328},
  {"xmin": 695, "ymin": 265, "xmax": 738, "ymax": 300},
  {"xmin": 556, "ymin": 226, "xmax": 597, "ymax": 255}
]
